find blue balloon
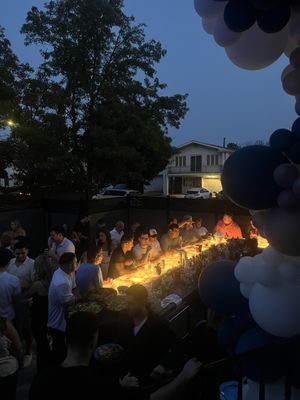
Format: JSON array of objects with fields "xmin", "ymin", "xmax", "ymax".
[
  {"xmin": 269, "ymin": 129, "xmax": 295, "ymax": 152},
  {"xmin": 236, "ymin": 328, "xmax": 284, "ymax": 383},
  {"xmin": 291, "ymin": 117, "xmax": 300, "ymax": 136},
  {"xmin": 198, "ymin": 260, "xmax": 249, "ymax": 315},
  {"xmin": 221, "ymin": 145, "xmax": 286, "ymax": 210},
  {"xmin": 250, "ymin": 0, "xmax": 280, "ymax": 11},
  {"xmin": 218, "ymin": 313, "xmax": 257, "ymax": 355},
  {"xmin": 273, "ymin": 163, "xmax": 299, "ymax": 188},
  {"xmin": 257, "ymin": 3, "xmax": 290, "ymax": 33},
  {"xmin": 224, "ymin": 0, "xmax": 256, "ymax": 32},
  {"xmin": 287, "ymin": 141, "xmax": 300, "ymax": 164}
]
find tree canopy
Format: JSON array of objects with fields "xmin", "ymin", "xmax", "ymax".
[{"xmin": 1, "ymin": 0, "xmax": 188, "ymax": 193}]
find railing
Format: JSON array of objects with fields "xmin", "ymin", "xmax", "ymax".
[{"xmin": 167, "ymin": 165, "xmax": 223, "ymax": 174}]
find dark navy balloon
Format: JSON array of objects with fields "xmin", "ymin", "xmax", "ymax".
[{"xmin": 221, "ymin": 145, "xmax": 286, "ymax": 210}]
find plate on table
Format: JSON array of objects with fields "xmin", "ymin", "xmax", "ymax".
[{"xmin": 94, "ymin": 343, "xmax": 124, "ymax": 364}]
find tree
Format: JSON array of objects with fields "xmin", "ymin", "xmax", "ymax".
[
  {"xmin": 8, "ymin": 0, "xmax": 188, "ymax": 192},
  {"xmin": 226, "ymin": 142, "xmax": 240, "ymax": 151}
]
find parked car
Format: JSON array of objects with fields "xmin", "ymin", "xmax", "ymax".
[
  {"xmin": 92, "ymin": 189, "xmax": 140, "ymax": 199},
  {"xmin": 184, "ymin": 188, "xmax": 212, "ymax": 199}
]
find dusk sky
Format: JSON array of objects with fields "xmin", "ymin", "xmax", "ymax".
[{"xmin": 0, "ymin": 0, "xmax": 297, "ymax": 147}]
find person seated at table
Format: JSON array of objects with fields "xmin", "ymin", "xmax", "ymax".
[
  {"xmin": 179, "ymin": 215, "xmax": 197, "ymax": 246},
  {"xmin": 192, "ymin": 218, "xmax": 208, "ymax": 240},
  {"xmin": 118, "ymin": 284, "xmax": 185, "ymax": 385},
  {"xmin": 160, "ymin": 224, "xmax": 182, "ymax": 254},
  {"xmin": 148, "ymin": 229, "xmax": 162, "ymax": 261},
  {"xmin": 246, "ymin": 217, "xmax": 259, "ymax": 240},
  {"xmin": 76, "ymin": 245, "xmax": 104, "ymax": 295},
  {"xmin": 133, "ymin": 229, "xmax": 159, "ymax": 265},
  {"xmin": 214, "ymin": 212, "xmax": 242, "ymax": 239},
  {"xmin": 107, "ymin": 235, "xmax": 135, "ymax": 279}
]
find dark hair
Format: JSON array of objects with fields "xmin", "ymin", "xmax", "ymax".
[
  {"xmin": 223, "ymin": 212, "xmax": 233, "ymax": 218},
  {"xmin": 50, "ymin": 225, "xmax": 66, "ymax": 236},
  {"xmin": 0, "ymin": 248, "xmax": 13, "ymax": 268},
  {"xmin": 96, "ymin": 229, "xmax": 112, "ymax": 255},
  {"xmin": 120, "ymin": 234, "xmax": 133, "ymax": 243},
  {"xmin": 137, "ymin": 228, "xmax": 149, "ymax": 238},
  {"xmin": 86, "ymin": 244, "xmax": 102, "ymax": 263},
  {"xmin": 126, "ymin": 284, "xmax": 148, "ymax": 304},
  {"xmin": 66, "ymin": 311, "xmax": 99, "ymax": 345},
  {"xmin": 59, "ymin": 252, "xmax": 76, "ymax": 266},
  {"xmin": 14, "ymin": 241, "xmax": 29, "ymax": 250},
  {"xmin": 169, "ymin": 223, "xmax": 179, "ymax": 231}
]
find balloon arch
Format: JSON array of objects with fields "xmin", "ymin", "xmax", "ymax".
[{"xmin": 194, "ymin": 1, "xmax": 300, "ymax": 398}]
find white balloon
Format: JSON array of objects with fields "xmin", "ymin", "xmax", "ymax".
[
  {"xmin": 194, "ymin": 0, "xmax": 225, "ymax": 19},
  {"xmin": 262, "ymin": 246, "xmax": 284, "ymax": 266},
  {"xmin": 201, "ymin": 17, "xmax": 217, "ymax": 35},
  {"xmin": 255, "ymin": 257, "xmax": 280, "ymax": 287},
  {"xmin": 213, "ymin": 12, "xmax": 241, "ymax": 47},
  {"xmin": 278, "ymin": 259, "xmax": 300, "ymax": 281},
  {"xmin": 234, "ymin": 256, "xmax": 256, "ymax": 284},
  {"xmin": 249, "ymin": 282, "xmax": 300, "ymax": 337},
  {"xmin": 240, "ymin": 282, "xmax": 253, "ymax": 299},
  {"xmin": 225, "ymin": 23, "xmax": 288, "ymax": 70}
]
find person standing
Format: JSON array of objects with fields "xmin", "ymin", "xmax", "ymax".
[
  {"xmin": 74, "ymin": 216, "xmax": 90, "ymax": 259},
  {"xmin": 47, "ymin": 252, "xmax": 79, "ymax": 365},
  {"xmin": 110, "ymin": 221, "xmax": 125, "ymax": 246},
  {"xmin": 6, "ymin": 242, "xmax": 34, "ymax": 367},
  {"xmin": 47, "ymin": 225, "xmax": 76, "ymax": 270}
]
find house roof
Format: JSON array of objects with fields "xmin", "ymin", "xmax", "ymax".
[{"xmin": 174, "ymin": 140, "xmax": 233, "ymax": 152}]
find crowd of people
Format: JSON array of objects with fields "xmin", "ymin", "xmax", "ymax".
[{"xmin": 0, "ymin": 212, "xmax": 254, "ymax": 399}]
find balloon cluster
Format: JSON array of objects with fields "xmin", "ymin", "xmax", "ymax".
[
  {"xmin": 282, "ymin": 47, "xmax": 300, "ymax": 116},
  {"xmin": 194, "ymin": 0, "xmax": 300, "ymax": 70},
  {"xmin": 198, "ymin": 133, "xmax": 300, "ymax": 389}
]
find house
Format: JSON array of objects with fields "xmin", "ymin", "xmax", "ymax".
[{"xmin": 162, "ymin": 141, "xmax": 233, "ymax": 195}]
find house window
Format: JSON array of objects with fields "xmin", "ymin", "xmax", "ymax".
[
  {"xmin": 207, "ymin": 154, "xmax": 219, "ymax": 166},
  {"xmin": 190, "ymin": 155, "xmax": 202, "ymax": 172},
  {"xmin": 175, "ymin": 156, "xmax": 186, "ymax": 167}
]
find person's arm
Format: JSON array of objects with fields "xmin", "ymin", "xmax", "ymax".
[
  {"xmin": 114, "ymin": 262, "xmax": 129, "ymax": 276},
  {"xmin": 24, "ymin": 281, "xmax": 41, "ymax": 298},
  {"xmin": 150, "ymin": 358, "xmax": 201, "ymax": 400},
  {"xmin": 4, "ymin": 319, "xmax": 24, "ymax": 365}
]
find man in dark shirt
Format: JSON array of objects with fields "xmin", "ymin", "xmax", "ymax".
[
  {"xmin": 108, "ymin": 234, "xmax": 134, "ymax": 279},
  {"xmin": 74, "ymin": 215, "xmax": 90, "ymax": 258}
]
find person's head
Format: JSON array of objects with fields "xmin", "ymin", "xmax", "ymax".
[
  {"xmin": 126, "ymin": 284, "xmax": 148, "ymax": 317},
  {"xmin": 168, "ymin": 217, "xmax": 178, "ymax": 226},
  {"xmin": 120, "ymin": 234, "xmax": 134, "ymax": 253},
  {"xmin": 86, "ymin": 244, "xmax": 103, "ymax": 265},
  {"xmin": 115, "ymin": 221, "xmax": 125, "ymax": 233},
  {"xmin": 168, "ymin": 223, "xmax": 180, "ymax": 239},
  {"xmin": 182, "ymin": 215, "xmax": 193, "ymax": 230},
  {"xmin": 131, "ymin": 222, "xmax": 141, "ymax": 233},
  {"xmin": 14, "ymin": 242, "xmax": 29, "ymax": 263},
  {"xmin": 96, "ymin": 218, "xmax": 106, "ymax": 229},
  {"xmin": 0, "ymin": 248, "xmax": 13, "ymax": 269},
  {"xmin": 0, "ymin": 231, "xmax": 13, "ymax": 247},
  {"xmin": 149, "ymin": 228, "xmax": 158, "ymax": 244},
  {"xmin": 50, "ymin": 225, "xmax": 66, "ymax": 244},
  {"xmin": 194, "ymin": 218, "xmax": 203, "ymax": 229},
  {"xmin": 81, "ymin": 215, "xmax": 90, "ymax": 224},
  {"xmin": 137, "ymin": 229, "xmax": 150, "ymax": 249},
  {"xmin": 33, "ymin": 254, "xmax": 52, "ymax": 282},
  {"xmin": 66, "ymin": 311, "xmax": 99, "ymax": 352},
  {"xmin": 59, "ymin": 252, "xmax": 77, "ymax": 274},
  {"xmin": 222, "ymin": 213, "xmax": 233, "ymax": 225},
  {"xmin": 97, "ymin": 229, "xmax": 111, "ymax": 247},
  {"xmin": 10, "ymin": 220, "xmax": 22, "ymax": 232}
]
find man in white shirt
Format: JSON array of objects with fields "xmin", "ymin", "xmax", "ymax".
[
  {"xmin": 110, "ymin": 221, "xmax": 125, "ymax": 246},
  {"xmin": 48, "ymin": 225, "xmax": 75, "ymax": 270},
  {"xmin": 192, "ymin": 217, "xmax": 208, "ymax": 239},
  {"xmin": 6, "ymin": 242, "xmax": 34, "ymax": 363},
  {"xmin": 0, "ymin": 248, "xmax": 21, "ymax": 321},
  {"xmin": 148, "ymin": 229, "xmax": 162, "ymax": 261},
  {"xmin": 47, "ymin": 252, "xmax": 79, "ymax": 365}
]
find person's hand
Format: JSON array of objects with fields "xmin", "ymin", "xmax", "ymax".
[
  {"xmin": 47, "ymin": 250, "xmax": 56, "ymax": 259},
  {"xmin": 119, "ymin": 372, "xmax": 139, "ymax": 388},
  {"xmin": 179, "ymin": 358, "xmax": 202, "ymax": 381},
  {"xmin": 150, "ymin": 364, "xmax": 170, "ymax": 380}
]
